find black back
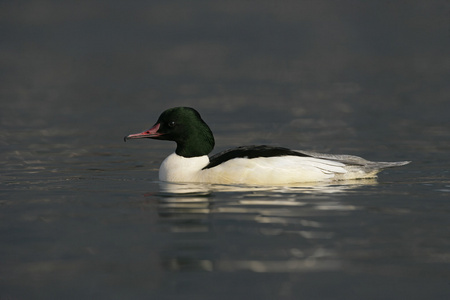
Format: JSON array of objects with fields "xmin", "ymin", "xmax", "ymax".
[{"xmin": 203, "ymin": 145, "xmax": 311, "ymax": 169}]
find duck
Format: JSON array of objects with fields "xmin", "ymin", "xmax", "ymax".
[{"xmin": 124, "ymin": 107, "xmax": 410, "ymax": 185}]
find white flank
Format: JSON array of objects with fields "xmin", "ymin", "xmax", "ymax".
[{"xmin": 157, "ymin": 152, "xmax": 385, "ymax": 185}]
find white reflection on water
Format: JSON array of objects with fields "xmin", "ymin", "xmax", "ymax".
[
  {"xmin": 158, "ymin": 179, "xmax": 378, "ymax": 195},
  {"xmin": 155, "ymin": 180, "xmax": 378, "ymax": 273},
  {"xmin": 156, "ymin": 180, "xmax": 374, "ymax": 219},
  {"xmin": 165, "ymin": 257, "xmax": 341, "ymax": 273},
  {"xmin": 215, "ymin": 257, "xmax": 341, "ymax": 272}
]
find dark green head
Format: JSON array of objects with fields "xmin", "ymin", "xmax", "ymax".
[{"xmin": 125, "ymin": 107, "xmax": 215, "ymax": 157}]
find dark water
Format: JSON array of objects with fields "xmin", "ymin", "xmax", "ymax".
[{"xmin": 1, "ymin": 1, "xmax": 450, "ymax": 299}]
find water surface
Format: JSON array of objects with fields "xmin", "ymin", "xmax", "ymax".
[{"xmin": 1, "ymin": 1, "xmax": 450, "ymax": 299}]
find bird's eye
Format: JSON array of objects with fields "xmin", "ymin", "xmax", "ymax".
[{"xmin": 168, "ymin": 121, "xmax": 176, "ymax": 128}]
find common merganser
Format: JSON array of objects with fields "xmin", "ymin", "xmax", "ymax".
[{"xmin": 124, "ymin": 107, "xmax": 410, "ymax": 185}]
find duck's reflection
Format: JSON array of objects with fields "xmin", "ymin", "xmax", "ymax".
[
  {"xmin": 154, "ymin": 180, "xmax": 377, "ymax": 273},
  {"xmin": 157, "ymin": 182, "xmax": 212, "ymax": 218},
  {"xmin": 158, "ymin": 179, "xmax": 378, "ymax": 195}
]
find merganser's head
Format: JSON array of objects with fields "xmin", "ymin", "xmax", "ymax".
[{"xmin": 124, "ymin": 107, "xmax": 215, "ymax": 157}]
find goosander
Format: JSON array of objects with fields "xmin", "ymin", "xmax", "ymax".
[{"xmin": 124, "ymin": 107, "xmax": 410, "ymax": 185}]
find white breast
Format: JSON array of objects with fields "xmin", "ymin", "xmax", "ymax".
[{"xmin": 159, "ymin": 153, "xmax": 209, "ymax": 182}]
